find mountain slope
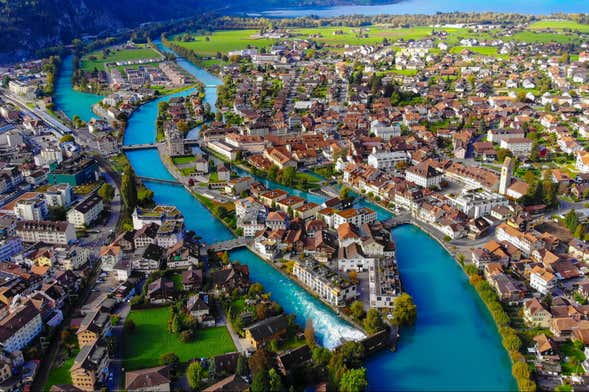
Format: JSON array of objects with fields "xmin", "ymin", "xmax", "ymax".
[{"xmin": 0, "ymin": 0, "xmax": 394, "ymax": 58}]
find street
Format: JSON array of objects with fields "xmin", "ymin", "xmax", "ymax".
[
  {"xmin": 1, "ymin": 91, "xmax": 71, "ymax": 135},
  {"xmin": 109, "ymin": 302, "xmax": 131, "ymax": 391}
]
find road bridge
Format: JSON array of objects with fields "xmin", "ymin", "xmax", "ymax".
[
  {"xmin": 208, "ymin": 238, "xmax": 249, "ymax": 252},
  {"xmin": 121, "ymin": 144, "xmax": 159, "ymax": 151},
  {"xmin": 137, "ymin": 176, "xmax": 181, "ymax": 185},
  {"xmin": 382, "ymin": 212, "xmax": 412, "ymax": 230}
]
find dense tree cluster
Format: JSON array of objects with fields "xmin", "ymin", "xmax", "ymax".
[
  {"xmin": 464, "ymin": 265, "xmax": 536, "ymax": 392},
  {"xmin": 392, "ymin": 293, "xmax": 417, "ymax": 327}
]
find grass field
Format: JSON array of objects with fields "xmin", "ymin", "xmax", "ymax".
[
  {"xmin": 173, "ymin": 20, "xmax": 589, "ymax": 58},
  {"xmin": 123, "ymin": 307, "xmax": 235, "ymax": 370},
  {"xmin": 172, "ymin": 30, "xmax": 276, "ymax": 56},
  {"xmin": 46, "ymin": 336, "xmax": 80, "ymax": 389},
  {"xmin": 81, "ymin": 45, "xmax": 163, "ymax": 72},
  {"xmin": 508, "ymin": 30, "xmax": 583, "ymax": 44},
  {"xmin": 173, "ymin": 155, "xmax": 196, "ymax": 165},
  {"xmin": 388, "ymin": 69, "xmax": 419, "ymax": 76},
  {"xmin": 450, "ymin": 46, "xmax": 504, "ymax": 57},
  {"xmin": 173, "ymin": 26, "xmax": 437, "ymax": 56},
  {"xmin": 46, "ymin": 356, "xmax": 75, "ymax": 388},
  {"xmin": 292, "ymin": 25, "xmax": 435, "ymax": 46},
  {"xmin": 529, "ymin": 20, "xmax": 589, "ymax": 33}
]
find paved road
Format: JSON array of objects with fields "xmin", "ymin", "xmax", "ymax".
[
  {"xmin": 1, "ymin": 91, "xmax": 71, "ymax": 135},
  {"xmin": 109, "ymin": 302, "xmax": 131, "ymax": 391},
  {"xmin": 215, "ymin": 302, "xmax": 245, "ymax": 353}
]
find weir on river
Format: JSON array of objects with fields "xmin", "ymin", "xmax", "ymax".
[{"xmin": 54, "ymin": 39, "xmax": 516, "ymax": 390}]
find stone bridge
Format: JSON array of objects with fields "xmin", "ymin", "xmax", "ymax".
[
  {"xmin": 208, "ymin": 237, "xmax": 250, "ymax": 252},
  {"xmin": 382, "ymin": 212, "xmax": 412, "ymax": 230}
]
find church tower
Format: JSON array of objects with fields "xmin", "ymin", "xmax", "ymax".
[{"xmin": 499, "ymin": 157, "xmax": 513, "ymax": 195}]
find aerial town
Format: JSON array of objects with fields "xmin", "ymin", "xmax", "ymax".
[{"xmin": 1, "ymin": 6, "xmax": 589, "ymax": 392}]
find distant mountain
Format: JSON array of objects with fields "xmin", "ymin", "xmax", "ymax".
[{"xmin": 0, "ymin": 0, "xmax": 395, "ymax": 60}]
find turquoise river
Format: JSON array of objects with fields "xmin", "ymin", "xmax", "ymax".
[{"xmin": 53, "ymin": 41, "xmax": 516, "ymax": 391}]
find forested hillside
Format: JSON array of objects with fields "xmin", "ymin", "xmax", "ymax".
[{"xmin": 0, "ymin": 0, "xmax": 395, "ymax": 58}]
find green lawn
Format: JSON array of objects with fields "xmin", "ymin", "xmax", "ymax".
[
  {"xmin": 123, "ymin": 307, "xmax": 235, "ymax": 370},
  {"xmin": 297, "ymin": 172, "xmax": 322, "ymax": 184},
  {"xmin": 291, "ymin": 25, "xmax": 434, "ymax": 46},
  {"xmin": 151, "ymin": 84, "xmax": 197, "ymax": 96},
  {"xmin": 529, "ymin": 20, "xmax": 589, "ymax": 33},
  {"xmin": 81, "ymin": 44, "xmax": 163, "ymax": 72},
  {"xmin": 389, "ymin": 69, "xmax": 419, "ymax": 76},
  {"xmin": 172, "ymin": 30, "xmax": 277, "ymax": 56},
  {"xmin": 46, "ymin": 336, "xmax": 80, "ymax": 390},
  {"xmin": 180, "ymin": 167, "xmax": 196, "ymax": 176},
  {"xmin": 173, "ymin": 155, "xmax": 196, "ymax": 165},
  {"xmin": 508, "ymin": 31, "xmax": 583, "ymax": 44},
  {"xmin": 450, "ymin": 46, "xmax": 504, "ymax": 58},
  {"xmin": 560, "ymin": 340, "xmax": 586, "ymax": 375},
  {"xmin": 46, "ymin": 356, "xmax": 75, "ymax": 388}
]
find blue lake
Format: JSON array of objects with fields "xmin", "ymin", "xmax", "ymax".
[
  {"xmin": 54, "ymin": 39, "xmax": 517, "ymax": 390},
  {"xmin": 259, "ymin": 0, "xmax": 589, "ymax": 17}
]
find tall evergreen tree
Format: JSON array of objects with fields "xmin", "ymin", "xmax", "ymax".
[{"xmin": 121, "ymin": 167, "xmax": 137, "ymax": 212}]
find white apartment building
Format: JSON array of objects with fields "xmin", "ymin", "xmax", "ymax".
[
  {"xmin": 367, "ymin": 149, "xmax": 409, "ymax": 170},
  {"xmin": 405, "ymin": 162, "xmax": 443, "ymax": 188},
  {"xmin": 207, "ymin": 140, "xmax": 238, "ymax": 161},
  {"xmin": 293, "ymin": 260, "xmax": 358, "ymax": 307},
  {"xmin": 16, "ymin": 220, "xmax": 76, "ymax": 245},
  {"xmin": 55, "ymin": 246, "xmax": 90, "ymax": 270},
  {"xmin": 14, "ymin": 197, "xmax": 48, "ymax": 221},
  {"xmin": 368, "ymin": 258, "xmax": 400, "ymax": 310},
  {"xmin": 500, "ymin": 137, "xmax": 533, "ymax": 158},
  {"xmin": 337, "ymin": 250, "xmax": 375, "ymax": 272},
  {"xmin": 8, "ymin": 80, "xmax": 37, "ymax": 98},
  {"xmin": 333, "ymin": 207, "xmax": 377, "ymax": 229},
  {"xmin": 34, "ymin": 148, "xmax": 63, "ymax": 167},
  {"xmin": 0, "ymin": 131, "xmax": 23, "ymax": 147},
  {"xmin": 370, "ymin": 120, "xmax": 401, "ymax": 140},
  {"xmin": 240, "ymin": 220, "xmax": 266, "ymax": 237},
  {"xmin": 44, "ymin": 183, "xmax": 73, "ymax": 208},
  {"xmin": 446, "ymin": 189, "xmax": 508, "ymax": 218},
  {"xmin": 0, "ymin": 304, "xmax": 42, "ymax": 353},
  {"xmin": 0, "ymin": 238, "xmax": 22, "ymax": 262},
  {"xmin": 235, "ymin": 197, "xmax": 267, "ymax": 217},
  {"xmin": 132, "ymin": 205, "xmax": 183, "ymax": 230},
  {"xmin": 67, "ymin": 194, "xmax": 104, "ymax": 228},
  {"xmin": 486, "ymin": 129, "xmax": 525, "ymax": 143},
  {"xmin": 155, "ymin": 221, "xmax": 184, "ymax": 248},
  {"xmin": 496, "ymin": 223, "xmax": 543, "ymax": 256},
  {"xmin": 530, "ymin": 266, "xmax": 557, "ymax": 295}
]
